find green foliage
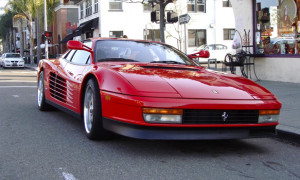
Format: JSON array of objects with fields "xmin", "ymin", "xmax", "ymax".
[
  {"xmin": 6, "ymin": 0, "xmax": 58, "ymax": 26},
  {"xmin": 0, "ymin": 11, "xmax": 15, "ymax": 40}
]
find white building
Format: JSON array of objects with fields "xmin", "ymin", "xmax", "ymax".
[{"xmin": 62, "ymin": 0, "xmax": 235, "ymax": 53}]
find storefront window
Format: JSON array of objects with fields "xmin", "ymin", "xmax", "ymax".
[{"xmin": 255, "ymin": 0, "xmax": 300, "ymax": 55}]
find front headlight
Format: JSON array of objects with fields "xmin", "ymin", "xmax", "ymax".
[
  {"xmin": 143, "ymin": 108, "xmax": 183, "ymax": 124},
  {"xmin": 5, "ymin": 60, "xmax": 10, "ymax": 63},
  {"xmin": 258, "ymin": 109, "xmax": 280, "ymax": 123},
  {"xmin": 20, "ymin": 60, "xmax": 25, "ymax": 63}
]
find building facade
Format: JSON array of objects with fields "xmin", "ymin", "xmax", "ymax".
[
  {"xmin": 230, "ymin": 0, "xmax": 300, "ymax": 83},
  {"xmin": 54, "ymin": 0, "xmax": 79, "ymax": 54},
  {"xmin": 59, "ymin": 0, "xmax": 235, "ymax": 53}
]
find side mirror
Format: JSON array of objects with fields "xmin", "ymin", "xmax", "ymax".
[
  {"xmin": 67, "ymin": 40, "xmax": 93, "ymax": 53},
  {"xmin": 67, "ymin": 40, "xmax": 83, "ymax": 50},
  {"xmin": 188, "ymin": 50, "xmax": 210, "ymax": 59}
]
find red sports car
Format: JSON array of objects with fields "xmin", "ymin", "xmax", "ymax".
[{"xmin": 37, "ymin": 38, "xmax": 281, "ymax": 140}]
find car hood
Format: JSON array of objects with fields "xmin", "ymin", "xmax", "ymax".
[
  {"xmin": 5, "ymin": 58, "xmax": 22, "ymax": 61},
  {"xmin": 105, "ymin": 63, "xmax": 275, "ymax": 100}
]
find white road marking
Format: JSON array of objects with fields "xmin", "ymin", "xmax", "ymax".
[
  {"xmin": 0, "ymin": 80, "xmax": 36, "ymax": 83},
  {"xmin": 0, "ymin": 86, "xmax": 36, "ymax": 88},
  {"xmin": 12, "ymin": 95, "xmax": 19, "ymax": 98},
  {"xmin": 62, "ymin": 172, "xmax": 77, "ymax": 180},
  {"xmin": 58, "ymin": 168, "xmax": 77, "ymax": 180}
]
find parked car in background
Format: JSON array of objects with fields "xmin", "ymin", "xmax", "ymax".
[
  {"xmin": 0, "ymin": 53, "xmax": 25, "ymax": 68},
  {"xmin": 189, "ymin": 44, "xmax": 234, "ymax": 62}
]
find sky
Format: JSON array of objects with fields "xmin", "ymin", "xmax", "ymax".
[{"xmin": 0, "ymin": 0, "xmax": 9, "ymax": 15}]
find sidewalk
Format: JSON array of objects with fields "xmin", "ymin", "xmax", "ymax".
[
  {"xmin": 25, "ymin": 64, "xmax": 300, "ymax": 141},
  {"xmin": 25, "ymin": 64, "xmax": 38, "ymax": 71},
  {"xmin": 257, "ymin": 81, "xmax": 300, "ymax": 142}
]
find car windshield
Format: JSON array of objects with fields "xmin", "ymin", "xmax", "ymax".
[
  {"xmin": 6, "ymin": 54, "xmax": 21, "ymax": 58},
  {"xmin": 95, "ymin": 40, "xmax": 195, "ymax": 65}
]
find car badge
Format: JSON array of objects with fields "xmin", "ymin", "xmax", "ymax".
[
  {"xmin": 212, "ymin": 90, "xmax": 219, "ymax": 94},
  {"xmin": 222, "ymin": 112, "xmax": 228, "ymax": 122}
]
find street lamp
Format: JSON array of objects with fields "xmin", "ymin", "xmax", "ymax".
[{"xmin": 44, "ymin": 0, "xmax": 48, "ymax": 59}]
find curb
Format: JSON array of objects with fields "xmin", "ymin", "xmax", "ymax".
[
  {"xmin": 276, "ymin": 129, "xmax": 300, "ymax": 144},
  {"xmin": 24, "ymin": 65, "xmax": 38, "ymax": 71}
]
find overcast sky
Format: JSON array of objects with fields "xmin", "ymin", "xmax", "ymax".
[{"xmin": 0, "ymin": 0, "xmax": 9, "ymax": 15}]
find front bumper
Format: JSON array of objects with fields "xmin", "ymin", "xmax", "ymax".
[
  {"xmin": 103, "ymin": 117, "xmax": 277, "ymax": 140},
  {"xmin": 4, "ymin": 61, "xmax": 24, "ymax": 67}
]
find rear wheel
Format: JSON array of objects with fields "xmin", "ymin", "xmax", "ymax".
[
  {"xmin": 37, "ymin": 71, "xmax": 51, "ymax": 111},
  {"xmin": 83, "ymin": 78, "xmax": 112, "ymax": 140}
]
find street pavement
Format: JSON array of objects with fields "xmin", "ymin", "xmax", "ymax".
[{"xmin": 25, "ymin": 64, "xmax": 300, "ymax": 143}]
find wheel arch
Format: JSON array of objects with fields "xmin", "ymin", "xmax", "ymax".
[{"xmin": 80, "ymin": 73, "xmax": 100, "ymax": 116}]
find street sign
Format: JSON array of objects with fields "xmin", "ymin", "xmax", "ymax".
[{"xmin": 179, "ymin": 14, "xmax": 190, "ymax": 25}]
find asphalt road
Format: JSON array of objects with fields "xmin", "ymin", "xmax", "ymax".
[{"xmin": 1, "ymin": 68, "xmax": 300, "ymax": 180}]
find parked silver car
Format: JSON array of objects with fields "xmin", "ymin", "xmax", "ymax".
[{"xmin": 0, "ymin": 53, "xmax": 25, "ymax": 68}]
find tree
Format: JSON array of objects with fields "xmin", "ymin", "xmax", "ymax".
[
  {"xmin": 6, "ymin": 0, "xmax": 57, "ymax": 64},
  {"xmin": 0, "ymin": 10, "xmax": 15, "ymax": 52}
]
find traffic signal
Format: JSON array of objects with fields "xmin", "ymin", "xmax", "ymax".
[
  {"xmin": 167, "ymin": 11, "xmax": 178, "ymax": 23},
  {"xmin": 151, "ymin": 11, "xmax": 159, "ymax": 22},
  {"xmin": 44, "ymin": 31, "xmax": 52, "ymax": 38}
]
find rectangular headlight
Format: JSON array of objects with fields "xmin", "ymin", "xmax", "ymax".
[
  {"xmin": 143, "ymin": 108, "xmax": 183, "ymax": 124},
  {"xmin": 258, "ymin": 109, "xmax": 280, "ymax": 123}
]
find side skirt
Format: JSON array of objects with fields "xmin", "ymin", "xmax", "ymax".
[{"xmin": 46, "ymin": 99, "xmax": 81, "ymax": 120}]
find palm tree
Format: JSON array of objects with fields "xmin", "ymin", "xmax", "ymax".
[{"xmin": 7, "ymin": 0, "xmax": 57, "ymax": 64}]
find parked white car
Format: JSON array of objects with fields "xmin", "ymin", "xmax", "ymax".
[
  {"xmin": 0, "ymin": 53, "xmax": 25, "ymax": 68},
  {"xmin": 189, "ymin": 44, "xmax": 234, "ymax": 62}
]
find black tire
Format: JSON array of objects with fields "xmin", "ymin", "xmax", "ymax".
[
  {"xmin": 37, "ymin": 71, "xmax": 51, "ymax": 111},
  {"xmin": 83, "ymin": 78, "xmax": 112, "ymax": 140}
]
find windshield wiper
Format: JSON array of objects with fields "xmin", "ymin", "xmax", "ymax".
[
  {"xmin": 149, "ymin": 60, "xmax": 185, "ymax": 65},
  {"xmin": 98, "ymin": 58, "xmax": 139, "ymax": 62}
]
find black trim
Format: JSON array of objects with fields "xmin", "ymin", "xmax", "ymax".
[
  {"xmin": 46, "ymin": 99, "xmax": 81, "ymax": 120},
  {"xmin": 102, "ymin": 117, "xmax": 277, "ymax": 140},
  {"xmin": 140, "ymin": 66, "xmax": 199, "ymax": 71}
]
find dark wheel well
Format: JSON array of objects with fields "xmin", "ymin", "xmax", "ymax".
[{"xmin": 81, "ymin": 74, "xmax": 99, "ymax": 116}]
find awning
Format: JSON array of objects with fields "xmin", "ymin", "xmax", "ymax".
[{"xmin": 60, "ymin": 18, "xmax": 99, "ymax": 44}]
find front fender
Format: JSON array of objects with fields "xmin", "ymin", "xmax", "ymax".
[{"xmin": 90, "ymin": 66, "xmax": 139, "ymax": 96}]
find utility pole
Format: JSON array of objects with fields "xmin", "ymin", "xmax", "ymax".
[
  {"xmin": 44, "ymin": 0, "xmax": 48, "ymax": 59},
  {"xmin": 159, "ymin": 0, "xmax": 165, "ymax": 43},
  {"xmin": 37, "ymin": 9, "xmax": 41, "ymax": 63},
  {"xmin": 149, "ymin": 0, "xmax": 174, "ymax": 43}
]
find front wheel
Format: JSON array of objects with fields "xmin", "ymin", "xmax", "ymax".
[
  {"xmin": 37, "ymin": 71, "xmax": 51, "ymax": 111},
  {"xmin": 83, "ymin": 78, "xmax": 112, "ymax": 140}
]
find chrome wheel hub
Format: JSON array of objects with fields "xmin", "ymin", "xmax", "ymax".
[
  {"xmin": 37, "ymin": 74, "xmax": 43, "ymax": 107},
  {"xmin": 84, "ymin": 86, "xmax": 94, "ymax": 134}
]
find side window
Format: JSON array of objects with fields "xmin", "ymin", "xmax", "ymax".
[
  {"xmin": 65, "ymin": 50, "xmax": 76, "ymax": 62},
  {"xmin": 70, "ymin": 50, "xmax": 91, "ymax": 65}
]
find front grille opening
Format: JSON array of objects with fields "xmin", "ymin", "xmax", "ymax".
[{"xmin": 183, "ymin": 109, "xmax": 259, "ymax": 124}]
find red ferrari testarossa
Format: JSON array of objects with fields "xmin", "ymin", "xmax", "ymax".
[{"xmin": 37, "ymin": 38, "xmax": 281, "ymax": 140}]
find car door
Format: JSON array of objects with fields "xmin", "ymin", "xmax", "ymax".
[
  {"xmin": 45, "ymin": 50, "xmax": 75, "ymax": 108},
  {"xmin": 63, "ymin": 49, "xmax": 91, "ymax": 113},
  {"xmin": 215, "ymin": 44, "xmax": 228, "ymax": 61}
]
